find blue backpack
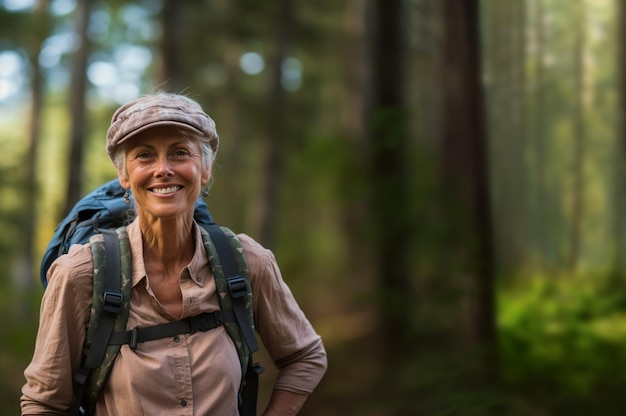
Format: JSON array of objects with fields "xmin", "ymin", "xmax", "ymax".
[{"xmin": 39, "ymin": 179, "xmax": 262, "ymax": 416}]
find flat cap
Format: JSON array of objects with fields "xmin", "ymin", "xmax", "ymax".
[{"xmin": 106, "ymin": 93, "xmax": 219, "ymax": 161}]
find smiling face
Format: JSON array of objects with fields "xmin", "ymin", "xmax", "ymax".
[{"xmin": 118, "ymin": 126, "xmax": 211, "ymax": 222}]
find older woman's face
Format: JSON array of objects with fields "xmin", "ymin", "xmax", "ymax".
[{"xmin": 118, "ymin": 126, "xmax": 210, "ymax": 221}]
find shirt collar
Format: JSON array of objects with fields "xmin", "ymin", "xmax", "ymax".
[{"xmin": 127, "ymin": 220, "xmax": 209, "ymax": 288}]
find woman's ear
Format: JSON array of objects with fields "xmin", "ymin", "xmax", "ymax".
[
  {"xmin": 201, "ymin": 165, "xmax": 212, "ymax": 187},
  {"xmin": 118, "ymin": 171, "xmax": 130, "ymax": 190}
]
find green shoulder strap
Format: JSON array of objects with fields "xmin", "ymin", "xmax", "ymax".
[
  {"xmin": 200, "ymin": 224, "xmax": 258, "ymax": 375},
  {"xmin": 70, "ymin": 227, "xmax": 132, "ymax": 416},
  {"xmin": 201, "ymin": 224, "xmax": 263, "ymax": 416}
]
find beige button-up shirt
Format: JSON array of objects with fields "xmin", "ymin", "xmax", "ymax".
[{"xmin": 21, "ymin": 221, "xmax": 327, "ymax": 415}]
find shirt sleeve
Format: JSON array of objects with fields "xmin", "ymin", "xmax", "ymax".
[
  {"xmin": 239, "ymin": 234, "xmax": 328, "ymax": 394},
  {"xmin": 21, "ymin": 243, "xmax": 94, "ymax": 415}
]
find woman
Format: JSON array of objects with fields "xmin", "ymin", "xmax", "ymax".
[{"xmin": 21, "ymin": 93, "xmax": 327, "ymax": 415}]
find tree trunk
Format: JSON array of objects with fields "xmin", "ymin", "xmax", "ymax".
[
  {"xmin": 218, "ymin": 1, "xmax": 246, "ymax": 228},
  {"xmin": 338, "ymin": 0, "xmax": 370, "ymax": 278},
  {"xmin": 533, "ymin": 0, "xmax": 549, "ymax": 272},
  {"xmin": 614, "ymin": 0, "xmax": 626, "ymax": 272},
  {"xmin": 484, "ymin": 0, "xmax": 529, "ymax": 274},
  {"xmin": 63, "ymin": 0, "xmax": 92, "ymax": 216},
  {"xmin": 14, "ymin": 0, "xmax": 50, "ymax": 297},
  {"xmin": 160, "ymin": 0, "xmax": 186, "ymax": 91},
  {"xmin": 441, "ymin": 0, "xmax": 497, "ymax": 376},
  {"xmin": 369, "ymin": 0, "xmax": 412, "ymax": 357},
  {"xmin": 258, "ymin": 0, "xmax": 292, "ymax": 248},
  {"xmin": 569, "ymin": 0, "xmax": 586, "ymax": 273}
]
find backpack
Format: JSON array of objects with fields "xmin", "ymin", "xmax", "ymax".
[{"xmin": 39, "ymin": 179, "xmax": 263, "ymax": 416}]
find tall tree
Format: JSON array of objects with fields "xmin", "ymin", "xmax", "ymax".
[
  {"xmin": 441, "ymin": 0, "xmax": 496, "ymax": 374},
  {"xmin": 14, "ymin": 0, "xmax": 51, "ymax": 296},
  {"xmin": 214, "ymin": 1, "xmax": 246, "ymax": 228},
  {"xmin": 484, "ymin": 0, "xmax": 529, "ymax": 273},
  {"xmin": 334, "ymin": 0, "xmax": 370, "ymax": 283},
  {"xmin": 258, "ymin": 0, "xmax": 292, "ymax": 248},
  {"xmin": 568, "ymin": 0, "xmax": 587, "ymax": 272},
  {"xmin": 614, "ymin": 0, "xmax": 626, "ymax": 271},
  {"xmin": 63, "ymin": 0, "xmax": 92, "ymax": 215},
  {"xmin": 160, "ymin": 0, "xmax": 187, "ymax": 91},
  {"xmin": 532, "ymin": 0, "xmax": 549, "ymax": 271},
  {"xmin": 368, "ymin": 0, "xmax": 412, "ymax": 358}
]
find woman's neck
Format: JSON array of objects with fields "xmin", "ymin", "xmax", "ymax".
[{"xmin": 138, "ymin": 214, "xmax": 196, "ymax": 273}]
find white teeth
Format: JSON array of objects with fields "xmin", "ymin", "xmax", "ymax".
[{"xmin": 152, "ymin": 186, "xmax": 180, "ymax": 194}]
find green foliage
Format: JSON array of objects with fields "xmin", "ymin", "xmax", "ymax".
[{"xmin": 499, "ymin": 273, "xmax": 626, "ymax": 399}]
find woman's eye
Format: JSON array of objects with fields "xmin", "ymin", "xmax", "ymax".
[
  {"xmin": 173, "ymin": 149, "xmax": 191, "ymax": 157},
  {"xmin": 135, "ymin": 152, "xmax": 153, "ymax": 160}
]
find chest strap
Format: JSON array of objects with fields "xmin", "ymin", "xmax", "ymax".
[{"xmin": 108, "ymin": 311, "xmax": 223, "ymax": 351}]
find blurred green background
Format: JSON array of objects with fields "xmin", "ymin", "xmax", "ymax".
[{"xmin": 3, "ymin": 0, "xmax": 626, "ymax": 415}]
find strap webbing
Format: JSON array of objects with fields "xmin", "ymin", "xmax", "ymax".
[
  {"xmin": 70, "ymin": 229, "xmax": 122, "ymax": 416},
  {"xmin": 108, "ymin": 311, "xmax": 223, "ymax": 349},
  {"xmin": 207, "ymin": 224, "xmax": 259, "ymax": 353},
  {"xmin": 206, "ymin": 224, "xmax": 262, "ymax": 416},
  {"xmin": 240, "ymin": 363, "xmax": 265, "ymax": 416},
  {"xmin": 83, "ymin": 229, "xmax": 122, "ymax": 367}
]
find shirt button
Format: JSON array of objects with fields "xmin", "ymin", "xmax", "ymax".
[
  {"xmin": 180, "ymin": 399, "xmax": 188, "ymax": 407},
  {"xmin": 173, "ymin": 335, "xmax": 180, "ymax": 342}
]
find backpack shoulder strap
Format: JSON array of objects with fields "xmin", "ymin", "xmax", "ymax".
[
  {"xmin": 201, "ymin": 224, "xmax": 264, "ymax": 416},
  {"xmin": 70, "ymin": 227, "xmax": 132, "ymax": 416},
  {"xmin": 201, "ymin": 224, "xmax": 258, "ymax": 363}
]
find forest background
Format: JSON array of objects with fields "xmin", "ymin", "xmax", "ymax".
[{"xmin": 1, "ymin": 0, "xmax": 626, "ymax": 415}]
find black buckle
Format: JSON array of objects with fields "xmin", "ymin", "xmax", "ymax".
[
  {"xmin": 73, "ymin": 367, "xmax": 90, "ymax": 386},
  {"xmin": 227, "ymin": 276, "xmax": 247, "ymax": 299},
  {"xmin": 189, "ymin": 311, "xmax": 222, "ymax": 333},
  {"xmin": 103, "ymin": 290, "xmax": 123, "ymax": 314},
  {"xmin": 252, "ymin": 362, "xmax": 265, "ymax": 375},
  {"xmin": 129, "ymin": 326, "xmax": 139, "ymax": 351}
]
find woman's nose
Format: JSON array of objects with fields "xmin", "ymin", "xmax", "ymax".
[{"xmin": 155, "ymin": 156, "xmax": 174, "ymax": 177}]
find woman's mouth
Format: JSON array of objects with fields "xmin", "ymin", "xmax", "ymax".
[{"xmin": 150, "ymin": 185, "xmax": 182, "ymax": 195}]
